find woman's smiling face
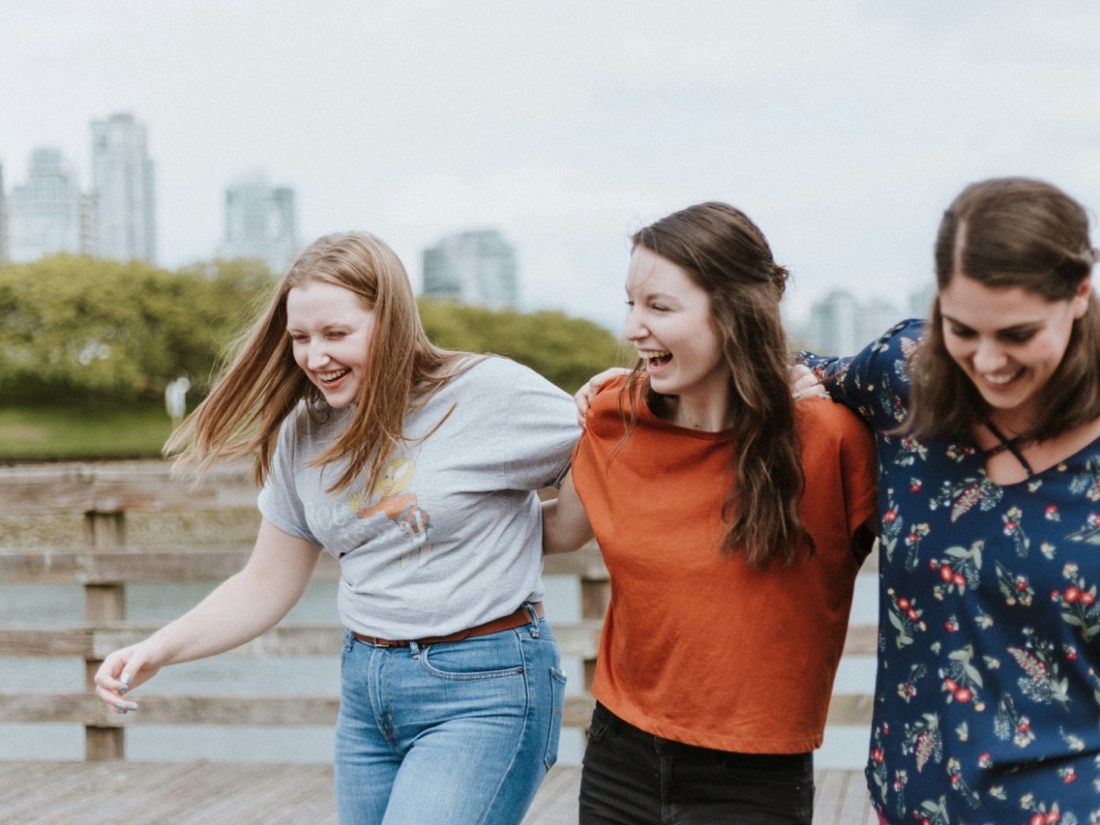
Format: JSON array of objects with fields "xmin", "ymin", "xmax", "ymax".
[
  {"xmin": 939, "ymin": 272, "xmax": 1091, "ymax": 429},
  {"xmin": 286, "ymin": 279, "xmax": 376, "ymax": 408},
  {"xmin": 624, "ymin": 246, "xmax": 729, "ymax": 416}
]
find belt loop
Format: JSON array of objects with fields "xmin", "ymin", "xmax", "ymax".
[
  {"xmin": 525, "ymin": 602, "xmax": 540, "ymax": 638},
  {"xmin": 409, "ymin": 640, "xmax": 421, "ymax": 659}
]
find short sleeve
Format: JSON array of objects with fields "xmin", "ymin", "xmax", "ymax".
[
  {"xmin": 498, "ymin": 362, "xmax": 581, "ymax": 490},
  {"xmin": 257, "ymin": 410, "xmax": 322, "ymax": 546}
]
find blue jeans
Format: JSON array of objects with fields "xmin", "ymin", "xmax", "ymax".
[
  {"xmin": 334, "ymin": 607, "xmax": 565, "ymax": 825},
  {"xmin": 579, "ymin": 702, "xmax": 814, "ymax": 824}
]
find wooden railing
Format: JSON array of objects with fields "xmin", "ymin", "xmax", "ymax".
[{"xmin": 0, "ymin": 460, "xmax": 875, "ymax": 762}]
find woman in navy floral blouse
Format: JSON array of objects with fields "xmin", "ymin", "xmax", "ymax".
[{"xmin": 803, "ymin": 178, "xmax": 1100, "ymax": 825}]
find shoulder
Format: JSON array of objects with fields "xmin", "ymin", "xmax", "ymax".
[
  {"xmin": 797, "ymin": 398, "xmax": 874, "ymax": 452},
  {"xmin": 452, "ymin": 355, "xmax": 563, "ymax": 394}
]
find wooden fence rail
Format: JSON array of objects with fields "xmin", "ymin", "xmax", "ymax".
[{"xmin": 0, "ymin": 460, "xmax": 876, "ymax": 763}]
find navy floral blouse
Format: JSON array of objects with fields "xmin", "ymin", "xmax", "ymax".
[{"xmin": 804, "ymin": 319, "xmax": 1100, "ymax": 825}]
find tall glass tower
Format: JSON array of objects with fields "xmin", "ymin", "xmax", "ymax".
[
  {"xmin": 422, "ymin": 230, "xmax": 518, "ymax": 310},
  {"xmin": 219, "ymin": 173, "xmax": 299, "ymax": 275},
  {"xmin": 91, "ymin": 112, "xmax": 156, "ymax": 263},
  {"xmin": 7, "ymin": 148, "xmax": 85, "ymax": 263}
]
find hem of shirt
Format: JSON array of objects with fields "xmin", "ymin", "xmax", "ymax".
[{"xmin": 597, "ymin": 693, "xmax": 824, "ymax": 755}]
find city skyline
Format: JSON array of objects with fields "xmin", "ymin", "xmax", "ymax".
[{"xmin": 2, "ymin": 2, "xmax": 1098, "ymax": 335}]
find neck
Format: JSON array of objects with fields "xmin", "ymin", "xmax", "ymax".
[
  {"xmin": 986, "ymin": 404, "xmax": 1038, "ymax": 441},
  {"xmin": 664, "ymin": 393, "xmax": 733, "ymax": 432}
]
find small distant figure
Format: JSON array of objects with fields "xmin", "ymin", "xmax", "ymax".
[{"xmin": 164, "ymin": 377, "xmax": 191, "ymax": 429}]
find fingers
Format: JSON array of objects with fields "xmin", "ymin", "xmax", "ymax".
[
  {"xmin": 790, "ymin": 365, "xmax": 829, "ymax": 401},
  {"xmin": 93, "ymin": 651, "xmax": 143, "ymax": 714},
  {"xmin": 574, "ymin": 367, "xmax": 632, "ymax": 426}
]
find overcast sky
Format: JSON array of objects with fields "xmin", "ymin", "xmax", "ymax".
[{"xmin": 2, "ymin": 1, "xmax": 1098, "ymax": 333}]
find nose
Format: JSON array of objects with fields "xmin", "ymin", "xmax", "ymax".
[
  {"xmin": 972, "ymin": 337, "xmax": 1007, "ymax": 373},
  {"xmin": 623, "ymin": 306, "xmax": 647, "ymax": 342},
  {"xmin": 306, "ymin": 341, "xmax": 330, "ymax": 370}
]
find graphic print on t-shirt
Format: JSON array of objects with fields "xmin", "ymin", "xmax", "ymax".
[{"xmin": 350, "ymin": 456, "xmax": 433, "ymax": 567}]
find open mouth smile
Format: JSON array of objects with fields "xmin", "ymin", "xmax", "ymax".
[
  {"xmin": 638, "ymin": 349, "xmax": 672, "ymax": 369},
  {"xmin": 318, "ymin": 368, "xmax": 350, "ymax": 385}
]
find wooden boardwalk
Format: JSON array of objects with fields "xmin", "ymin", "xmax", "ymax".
[{"xmin": 0, "ymin": 761, "xmax": 877, "ymax": 824}]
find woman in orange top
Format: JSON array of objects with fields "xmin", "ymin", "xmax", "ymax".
[{"xmin": 543, "ymin": 202, "xmax": 877, "ymax": 824}]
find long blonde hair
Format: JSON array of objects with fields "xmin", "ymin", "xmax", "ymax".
[{"xmin": 166, "ymin": 232, "xmax": 470, "ymax": 491}]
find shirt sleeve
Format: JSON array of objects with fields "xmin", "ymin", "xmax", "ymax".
[
  {"xmin": 256, "ymin": 409, "xmax": 322, "ymax": 546},
  {"xmin": 498, "ymin": 361, "xmax": 582, "ymax": 490},
  {"xmin": 799, "ymin": 319, "xmax": 924, "ymax": 435}
]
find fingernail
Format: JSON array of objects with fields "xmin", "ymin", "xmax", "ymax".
[
  {"xmin": 119, "ymin": 685, "xmax": 128, "ymax": 693},
  {"xmin": 120, "ymin": 672, "xmax": 132, "ymax": 686},
  {"xmin": 116, "ymin": 703, "xmax": 128, "ymax": 713}
]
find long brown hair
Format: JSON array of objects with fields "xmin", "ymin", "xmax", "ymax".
[
  {"xmin": 623, "ymin": 202, "xmax": 812, "ymax": 566},
  {"xmin": 166, "ymin": 232, "xmax": 470, "ymax": 490},
  {"xmin": 907, "ymin": 178, "xmax": 1100, "ymax": 442}
]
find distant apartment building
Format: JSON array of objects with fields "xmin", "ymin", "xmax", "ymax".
[
  {"xmin": 6, "ymin": 147, "xmax": 89, "ymax": 263},
  {"xmin": 422, "ymin": 230, "xmax": 518, "ymax": 310},
  {"xmin": 219, "ymin": 174, "xmax": 298, "ymax": 275},
  {"xmin": 806, "ymin": 290, "xmax": 906, "ymax": 356},
  {"xmin": 91, "ymin": 112, "xmax": 156, "ymax": 263}
]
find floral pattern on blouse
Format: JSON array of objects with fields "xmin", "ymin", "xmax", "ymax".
[{"xmin": 803, "ymin": 319, "xmax": 1100, "ymax": 825}]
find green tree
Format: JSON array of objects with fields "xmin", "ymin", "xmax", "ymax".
[
  {"xmin": 418, "ymin": 298, "xmax": 628, "ymax": 393},
  {"xmin": 0, "ymin": 256, "xmax": 269, "ymax": 405}
]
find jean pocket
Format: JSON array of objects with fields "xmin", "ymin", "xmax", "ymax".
[
  {"xmin": 544, "ymin": 667, "xmax": 567, "ymax": 770},
  {"xmin": 586, "ymin": 702, "xmax": 611, "ymax": 742},
  {"xmin": 418, "ymin": 632, "xmax": 526, "ymax": 681}
]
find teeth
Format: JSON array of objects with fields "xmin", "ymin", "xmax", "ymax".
[
  {"xmin": 637, "ymin": 350, "xmax": 670, "ymax": 360},
  {"xmin": 319, "ymin": 369, "xmax": 349, "ymax": 382},
  {"xmin": 984, "ymin": 370, "xmax": 1021, "ymax": 385}
]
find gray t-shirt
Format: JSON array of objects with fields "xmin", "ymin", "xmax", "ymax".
[{"xmin": 258, "ymin": 356, "xmax": 579, "ymax": 639}]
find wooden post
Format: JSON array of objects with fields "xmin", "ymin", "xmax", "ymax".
[
  {"xmin": 579, "ymin": 576, "xmax": 609, "ymax": 692},
  {"xmin": 84, "ymin": 510, "xmax": 126, "ymax": 761}
]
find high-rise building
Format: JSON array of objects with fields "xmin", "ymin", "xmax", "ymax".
[
  {"xmin": 806, "ymin": 289, "xmax": 906, "ymax": 355},
  {"xmin": 91, "ymin": 112, "xmax": 156, "ymax": 263},
  {"xmin": 422, "ymin": 230, "xmax": 518, "ymax": 310},
  {"xmin": 807, "ymin": 290, "xmax": 861, "ymax": 357},
  {"xmin": 219, "ymin": 174, "xmax": 298, "ymax": 275},
  {"xmin": 7, "ymin": 148, "xmax": 87, "ymax": 263}
]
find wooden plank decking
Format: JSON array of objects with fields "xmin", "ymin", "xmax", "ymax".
[{"xmin": 0, "ymin": 762, "xmax": 877, "ymax": 824}]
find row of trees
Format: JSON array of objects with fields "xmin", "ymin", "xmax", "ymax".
[{"xmin": 0, "ymin": 255, "xmax": 624, "ymax": 406}]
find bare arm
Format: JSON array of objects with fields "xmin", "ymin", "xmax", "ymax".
[
  {"xmin": 94, "ymin": 517, "xmax": 322, "ymax": 710},
  {"xmin": 542, "ymin": 470, "xmax": 595, "ymax": 555}
]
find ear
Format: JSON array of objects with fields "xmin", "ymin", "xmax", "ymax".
[{"xmin": 1072, "ymin": 275, "xmax": 1092, "ymax": 319}]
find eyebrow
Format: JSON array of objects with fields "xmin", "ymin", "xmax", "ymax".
[{"xmin": 941, "ymin": 314, "xmax": 1042, "ymax": 334}]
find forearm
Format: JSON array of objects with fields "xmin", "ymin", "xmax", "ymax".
[
  {"xmin": 541, "ymin": 473, "xmax": 594, "ymax": 555},
  {"xmin": 149, "ymin": 565, "xmax": 309, "ymax": 665},
  {"xmin": 145, "ymin": 519, "xmax": 321, "ymax": 667}
]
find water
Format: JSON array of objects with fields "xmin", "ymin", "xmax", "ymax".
[{"xmin": 0, "ymin": 573, "xmax": 876, "ymax": 768}]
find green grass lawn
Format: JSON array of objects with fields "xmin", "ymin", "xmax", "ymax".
[{"xmin": 0, "ymin": 405, "xmax": 177, "ymax": 461}]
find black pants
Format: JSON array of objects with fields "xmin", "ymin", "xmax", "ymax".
[{"xmin": 579, "ymin": 703, "xmax": 814, "ymax": 824}]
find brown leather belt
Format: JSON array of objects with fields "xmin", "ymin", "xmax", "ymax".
[{"xmin": 351, "ymin": 602, "xmax": 544, "ymax": 648}]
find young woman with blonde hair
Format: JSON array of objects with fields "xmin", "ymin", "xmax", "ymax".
[{"xmin": 94, "ymin": 232, "xmax": 579, "ymax": 825}]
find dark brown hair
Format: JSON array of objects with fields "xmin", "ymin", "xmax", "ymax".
[
  {"xmin": 907, "ymin": 178, "xmax": 1100, "ymax": 442},
  {"xmin": 623, "ymin": 201, "xmax": 812, "ymax": 566}
]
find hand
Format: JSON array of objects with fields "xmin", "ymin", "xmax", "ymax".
[
  {"xmin": 93, "ymin": 640, "xmax": 164, "ymax": 714},
  {"xmin": 575, "ymin": 368, "xmax": 631, "ymax": 426},
  {"xmin": 790, "ymin": 365, "xmax": 828, "ymax": 401}
]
